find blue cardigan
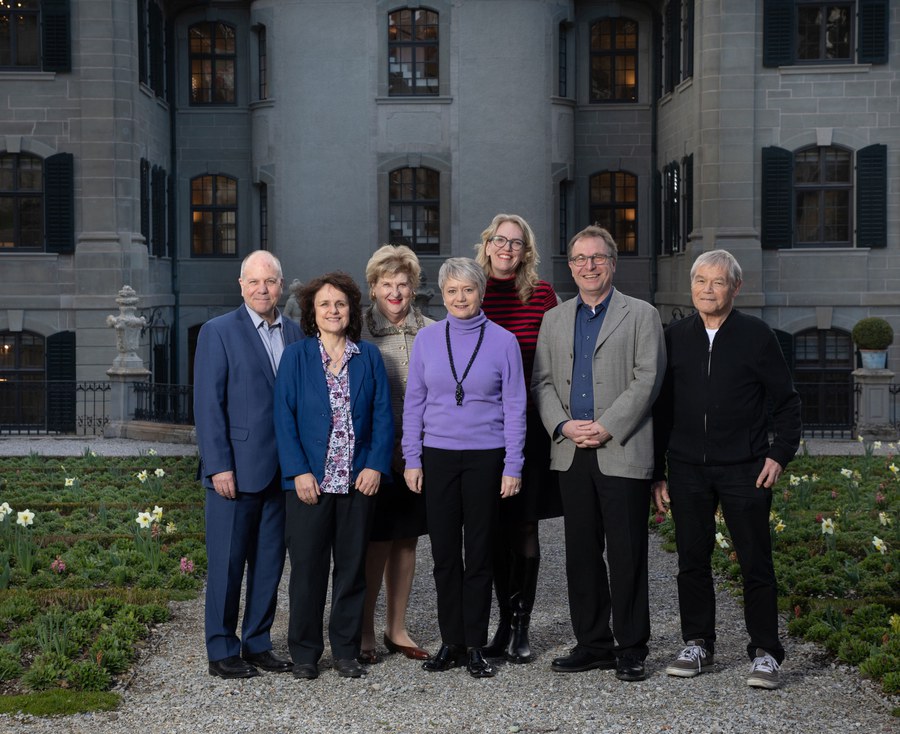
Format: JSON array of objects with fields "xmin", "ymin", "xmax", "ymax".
[{"xmin": 274, "ymin": 337, "xmax": 394, "ymax": 489}]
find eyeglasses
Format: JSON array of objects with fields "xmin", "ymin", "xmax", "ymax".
[
  {"xmin": 568, "ymin": 253, "xmax": 614, "ymax": 268},
  {"xmin": 488, "ymin": 235, "xmax": 525, "ymax": 251}
]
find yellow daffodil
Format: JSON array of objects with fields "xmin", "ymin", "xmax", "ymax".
[
  {"xmin": 715, "ymin": 532, "xmax": 730, "ymax": 549},
  {"xmin": 154, "ymin": 468, "xmax": 165, "ymax": 478},
  {"xmin": 821, "ymin": 517, "xmax": 835, "ymax": 535},
  {"xmin": 64, "ymin": 477, "xmax": 76, "ymax": 487},
  {"xmin": 152, "ymin": 505, "xmax": 164, "ymax": 522},
  {"xmin": 872, "ymin": 536, "xmax": 887, "ymax": 555},
  {"xmin": 165, "ymin": 522, "xmax": 177, "ymax": 534},
  {"xmin": 17, "ymin": 509, "xmax": 35, "ymax": 527},
  {"xmin": 775, "ymin": 520, "xmax": 786, "ymax": 533},
  {"xmin": 891, "ymin": 614, "xmax": 900, "ymax": 635},
  {"xmin": 889, "ymin": 464, "xmax": 899, "ymax": 476},
  {"xmin": 136, "ymin": 511, "xmax": 152, "ymax": 528}
]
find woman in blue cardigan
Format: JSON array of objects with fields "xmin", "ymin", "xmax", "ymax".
[{"xmin": 274, "ymin": 271, "xmax": 393, "ymax": 681}]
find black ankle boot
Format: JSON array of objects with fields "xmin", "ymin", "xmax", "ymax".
[
  {"xmin": 482, "ymin": 614, "xmax": 511, "ymax": 658},
  {"xmin": 466, "ymin": 647, "xmax": 496, "ymax": 678},
  {"xmin": 506, "ymin": 556, "xmax": 539, "ymax": 664}
]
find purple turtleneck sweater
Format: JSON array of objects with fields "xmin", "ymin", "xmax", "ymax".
[{"xmin": 402, "ymin": 310, "xmax": 526, "ymax": 477}]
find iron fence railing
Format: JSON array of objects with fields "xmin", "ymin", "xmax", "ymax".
[
  {"xmin": 796, "ymin": 377, "xmax": 856, "ymax": 439},
  {"xmin": 132, "ymin": 382, "xmax": 194, "ymax": 425},
  {"xmin": 0, "ymin": 380, "xmax": 111, "ymax": 436}
]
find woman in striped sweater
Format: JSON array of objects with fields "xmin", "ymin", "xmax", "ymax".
[{"xmin": 475, "ymin": 213, "xmax": 563, "ymax": 664}]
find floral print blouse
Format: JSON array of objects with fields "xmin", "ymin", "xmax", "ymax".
[{"xmin": 318, "ymin": 338, "xmax": 360, "ymax": 494}]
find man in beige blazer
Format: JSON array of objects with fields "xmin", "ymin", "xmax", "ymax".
[{"xmin": 532, "ymin": 225, "xmax": 665, "ymax": 682}]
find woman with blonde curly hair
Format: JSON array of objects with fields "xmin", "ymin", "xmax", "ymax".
[
  {"xmin": 475, "ymin": 213, "xmax": 562, "ymax": 664},
  {"xmin": 357, "ymin": 245, "xmax": 434, "ymax": 665}
]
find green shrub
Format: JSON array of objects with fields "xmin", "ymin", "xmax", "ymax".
[
  {"xmin": 22, "ymin": 652, "xmax": 69, "ymax": 691},
  {"xmin": 838, "ymin": 638, "xmax": 873, "ymax": 666},
  {"xmin": 66, "ymin": 660, "xmax": 111, "ymax": 692},
  {"xmin": 882, "ymin": 671, "xmax": 900, "ymax": 695},
  {"xmin": 859, "ymin": 652, "xmax": 900, "ymax": 680},
  {"xmin": 0, "ymin": 646, "xmax": 23, "ymax": 681}
]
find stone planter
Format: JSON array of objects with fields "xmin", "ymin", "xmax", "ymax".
[{"xmin": 860, "ymin": 350, "xmax": 888, "ymax": 369}]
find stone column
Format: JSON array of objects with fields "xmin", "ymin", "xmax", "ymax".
[{"xmin": 853, "ymin": 368, "xmax": 898, "ymax": 440}]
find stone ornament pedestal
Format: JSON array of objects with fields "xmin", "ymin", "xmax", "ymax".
[{"xmin": 853, "ymin": 368, "xmax": 897, "ymax": 441}]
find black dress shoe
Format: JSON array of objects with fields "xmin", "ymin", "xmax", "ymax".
[
  {"xmin": 551, "ymin": 648, "xmax": 617, "ymax": 673},
  {"xmin": 466, "ymin": 647, "xmax": 496, "ymax": 678},
  {"xmin": 208, "ymin": 655, "xmax": 260, "ymax": 679},
  {"xmin": 615, "ymin": 657, "xmax": 647, "ymax": 681},
  {"xmin": 242, "ymin": 649, "xmax": 293, "ymax": 672},
  {"xmin": 293, "ymin": 663, "xmax": 319, "ymax": 680},
  {"xmin": 422, "ymin": 643, "xmax": 466, "ymax": 672},
  {"xmin": 334, "ymin": 658, "xmax": 368, "ymax": 678}
]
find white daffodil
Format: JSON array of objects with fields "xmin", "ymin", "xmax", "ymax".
[
  {"xmin": 872, "ymin": 536, "xmax": 887, "ymax": 555},
  {"xmin": 154, "ymin": 468, "xmax": 165, "ymax": 478},
  {"xmin": 147, "ymin": 448, "xmax": 158, "ymax": 456},
  {"xmin": 165, "ymin": 522, "xmax": 177, "ymax": 535},
  {"xmin": 840, "ymin": 468, "xmax": 853, "ymax": 479},
  {"xmin": 879, "ymin": 512, "xmax": 892, "ymax": 527},
  {"xmin": 0, "ymin": 502, "xmax": 11, "ymax": 518},
  {"xmin": 136, "ymin": 470, "xmax": 149, "ymax": 483},
  {"xmin": 715, "ymin": 532, "xmax": 730, "ymax": 549},
  {"xmin": 136, "ymin": 511, "xmax": 152, "ymax": 528},
  {"xmin": 152, "ymin": 505, "xmax": 164, "ymax": 522},
  {"xmin": 64, "ymin": 477, "xmax": 76, "ymax": 487},
  {"xmin": 874, "ymin": 441, "xmax": 882, "ymax": 450},
  {"xmin": 17, "ymin": 509, "xmax": 35, "ymax": 527},
  {"xmin": 789, "ymin": 475, "xmax": 800, "ymax": 487},
  {"xmin": 821, "ymin": 517, "xmax": 835, "ymax": 535}
]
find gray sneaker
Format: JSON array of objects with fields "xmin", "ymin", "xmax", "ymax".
[
  {"xmin": 747, "ymin": 648, "xmax": 781, "ymax": 689},
  {"xmin": 665, "ymin": 640, "xmax": 714, "ymax": 678}
]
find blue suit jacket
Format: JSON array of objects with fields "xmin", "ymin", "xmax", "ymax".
[
  {"xmin": 274, "ymin": 338, "xmax": 394, "ymax": 488},
  {"xmin": 194, "ymin": 306, "xmax": 304, "ymax": 493}
]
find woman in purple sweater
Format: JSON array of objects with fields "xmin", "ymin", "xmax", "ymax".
[{"xmin": 403, "ymin": 257, "xmax": 526, "ymax": 679}]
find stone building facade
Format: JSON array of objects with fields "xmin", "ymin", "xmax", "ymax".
[{"xmin": 0, "ymin": 0, "xmax": 896, "ymax": 433}]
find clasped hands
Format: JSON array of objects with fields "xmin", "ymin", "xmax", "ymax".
[
  {"xmin": 293, "ymin": 467, "xmax": 381, "ymax": 505},
  {"xmin": 404, "ymin": 468, "xmax": 521, "ymax": 498},
  {"xmin": 562, "ymin": 419, "xmax": 611, "ymax": 448}
]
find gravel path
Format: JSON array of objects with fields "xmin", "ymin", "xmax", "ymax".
[{"xmin": 0, "ymin": 437, "xmax": 897, "ymax": 733}]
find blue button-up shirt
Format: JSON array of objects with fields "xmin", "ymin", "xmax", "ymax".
[{"xmin": 568, "ymin": 288, "xmax": 614, "ymax": 422}]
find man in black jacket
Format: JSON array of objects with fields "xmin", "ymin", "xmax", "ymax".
[{"xmin": 652, "ymin": 249, "xmax": 801, "ymax": 690}]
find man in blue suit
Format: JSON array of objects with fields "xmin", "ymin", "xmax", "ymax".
[{"xmin": 194, "ymin": 250, "xmax": 303, "ymax": 679}]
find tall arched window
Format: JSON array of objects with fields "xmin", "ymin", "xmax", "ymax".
[
  {"xmin": 590, "ymin": 18, "xmax": 638, "ymax": 102},
  {"xmin": 589, "ymin": 171, "xmax": 637, "ymax": 254},
  {"xmin": 189, "ymin": 22, "xmax": 236, "ymax": 104},
  {"xmin": 793, "ymin": 327, "xmax": 854, "ymax": 431},
  {"xmin": 191, "ymin": 174, "xmax": 237, "ymax": 256},
  {"xmin": 389, "ymin": 167, "xmax": 439, "ymax": 253},
  {"xmin": 388, "ymin": 8, "xmax": 439, "ymax": 96}
]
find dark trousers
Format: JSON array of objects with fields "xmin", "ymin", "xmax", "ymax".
[
  {"xmin": 558, "ymin": 448, "xmax": 650, "ymax": 660},
  {"xmin": 285, "ymin": 489, "xmax": 374, "ymax": 664},
  {"xmin": 423, "ymin": 447, "xmax": 503, "ymax": 648},
  {"xmin": 668, "ymin": 458, "xmax": 784, "ymax": 663},
  {"xmin": 205, "ymin": 479, "xmax": 286, "ymax": 661}
]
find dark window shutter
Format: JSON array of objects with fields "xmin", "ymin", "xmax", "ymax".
[
  {"xmin": 166, "ymin": 171, "xmax": 175, "ymax": 258},
  {"xmin": 44, "ymin": 152, "xmax": 74, "ymax": 253},
  {"xmin": 42, "ymin": 0, "xmax": 72, "ymax": 73},
  {"xmin": 664, "ymin": 0, "xmax": 680, "ymax": 93},
  {"xmin": 763, "ymin": 0, "xmax": 793, "ymax": 68},
  {"xmin": 149, "ymin": 1, "xmax": 165, "ymax": 96},
  {"xmin": 140, "ymin": 159, "xmax": 150, "ymax": 244},
  {"xmin": 152, "ymin": 165, "xmax": 167, "ymax": 257},
  {"xmin": 856, "ymin": 144, "xmax": 887, "ymax": 248},
  {"xmin": 46, "ymin": 331, "xmax": 76, "ymax": 433},
  {"xmin": 761, "ymin": 146, "xmax": 793, "ymax": 249},
  {"xmin": 653, "ymin": 168, "xmax": 662, "ymax": 254},
  {"xmin": 858, "ymin": 0, "xmax": 889, "ymax": 64},
  {"xmin": 682, "ymin": 153, "xmax": 693, "ymax": 238},
  {"xmin": 137, "ymin": 0, "xmax": 148, "ymax": 83}
]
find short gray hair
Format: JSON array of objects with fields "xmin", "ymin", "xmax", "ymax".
[
  {"xmin": 438, "ymin": 257, "xmax": 487, "ymax": 301},
  {"xmin": 240, "ymin": 250, "xmax": 283, "ymax": 280},
  {"xmin": 690, "ymin": 249, "xmax": 742, "ymax": 286}
]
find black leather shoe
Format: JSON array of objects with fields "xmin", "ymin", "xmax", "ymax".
[
  {"xmin": 466, "ymin": 647, "xmax": 496, "ymax": 678},
  {"xmin": 615, "ymin": 657, "xmax": 647, "ymax": 681},
  {"xmin": 551, "ymin": 648, "xmax": 617, "ymax": 673},
  {"xmin": 422, "ymin": 643, "xmax": 466, "ymax": 672},
  {"xmin": 242, "ymin": 649, "xmax": 293, "ymax": 672},
  {"xmin": 293, "ymin": 663, "xmax": 319, "ymax": 680},
  {"xmin": 208, "ymin": 655, "xmax": 260, "ymax": 679},
  {"xmin": 334, "ymin": 658, "xmax": 368, "ymax": 678}
]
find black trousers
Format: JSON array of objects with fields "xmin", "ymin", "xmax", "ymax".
[
  {"xmin": 558, "ymin": 448, "xmax": 651, "ymax": 660},
  {"xmin": 423, "ymin": 446, "xmax": 503, "ymax": 648},
  {"xmin": 668, "ymin": 458, "xmax": 784, "ymax": 663},
  {"xmin": 285, "ymin": 489, "xmax": 374, "ymax": 665}
]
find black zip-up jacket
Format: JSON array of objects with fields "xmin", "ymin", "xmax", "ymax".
[{"xmin": 652, "ymin": 309, "xmax": 801, "ymax": 480}]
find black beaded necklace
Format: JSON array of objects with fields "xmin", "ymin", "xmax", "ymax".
[{"xmin": 445, "ymin": 321, "xmax": 486, "ymax": 406}]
